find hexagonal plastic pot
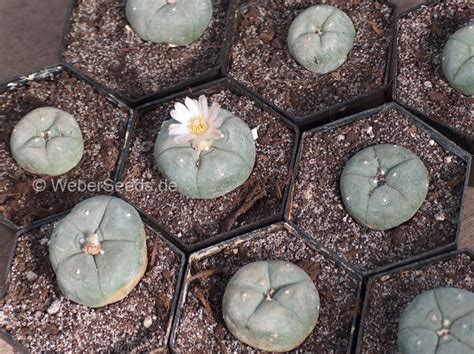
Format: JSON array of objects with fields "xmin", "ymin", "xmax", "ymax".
[
  {"xmin": 115, "ymin": 77, "xmax": 299, "ymax": 252},
  {"xmin": 392, "ymin": 0, "xmax": 474, "ymax": 153},
  {"xmin": 356, "ymin": 249, "xmax": 473, "ymax": 353},
  {"xmin": 59, "ymin": 0, "xmax": 238, "ymax": 108},
  {"xmin": 285, "ymin": 102, "xmax": 471, "ymax": 276},
  {"xmin": 0, "ymin": 211, "xmax": 185, "ymax": 352},
  {"xmin": 0, "ymin": 65, "xmax": 132, "ymax": 228},
  {"xmin": 170, "ymin": 222, "xmax": 363, "ymax": 353},
  {"xmin": 223, "ymin": 0, "xmax": 396, "ymax": 129}
]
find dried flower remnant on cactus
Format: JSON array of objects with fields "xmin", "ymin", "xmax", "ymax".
[
  {"xmin": 125, "ymin": 0, "xmax": 213, "ymax": 46},
  {"xmin": 442, "ymin": 22, "xmax": 474, "ymax": 96},
  {"xmin": 49, "ymin": 196, "xmax": 147, "ymax": 308},
  {"xmin": 222, "ymin": 260, "xmax": 320, "ymax": 352},
  {"xmin": 154, "ymin": 95, "xmax": 256, "ymax": 199},
  {"xmin": 10, "ymin": 107, "xmax": 84, "ymax": 176},
  {"xmin": 288, "ymin": 5, "xmax": 356, "ymax": 74},
  {"xmin": 398, "ymin": 287, "xmax": 474, "ymax": 354}
]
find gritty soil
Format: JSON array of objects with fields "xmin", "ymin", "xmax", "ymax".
[
  {"xmin": 0, "ymin": 222, "xmax": 182, "ymax": 352},
  {"xmin": 63, "ymin": 0, "xmax": 229, "ymax": 100},
  {"xmin": 0, "ymin": 69, "xmax": 129, "ymax": 226},
  {"xmin": 172, "ymin": 224, "xmax": 361, "ymax": 352},
  {"xmin": 228, "ymin": 0, "xmax": 393, "ymax": 119},
  {"xmin": 288, "ymin": 105, "xmax": 467, "ymax": 272},
  {"xmin": 396, "ymin": 1, "xmax": 474, "ymax": 140},
  {"xmin": 121, "ymin": 86, "xmax": 296, "ymax": 246},
  {"xmin": 359, "ymin": 252, "xmax": 473, "ymax": 352}
]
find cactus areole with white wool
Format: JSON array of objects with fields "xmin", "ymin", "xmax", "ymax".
[
  {"xmin": 154, "ymin": 95, "xmax": 256, "ymax": 199},
  {"xmin": 288, "ymin": 5, "xmax": 356, "ymax": 74},
  {"xmin": 10, "ymin": 107, "xmax": 84, "ymax": 176},
  {"xmin": 125, "ymin": 0, "xmax": 213, "ymax": 46},
  {"xmin": 49, "ymin": 196, "xmax": 147, "ymax": 308},
  {"xmin": 222, "ymin": 260, "xmax": 320, "ymax": 352},
  {"xmin": 340, "ymin": 144, "xmax": 429, "ymax": 231},
  {"xmin": 398, "ymin": 287, "xmax": 474, "ymax": 354}
]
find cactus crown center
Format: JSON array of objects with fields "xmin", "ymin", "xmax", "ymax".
[
  {"xmin": 82, "ymin": 233, "xmax": 104, "ymax": 256},
  {"xmin": 265, "ymin": 288, "xmax": 275, "ymax": 300},
  {"xmin": 315, "ymin": 26, "xmax": 322, "ymax": 35},
  {"xmin": 41, "ymin": 130, "xmax": 51, "ymax": 141},
  {"xmin": 375, "ymin": 169, "xmax": 386, "ymax": 186},
  {"xmin": 189, "ymin": 116, "xmax": 209, "ymax": 135},
  {"xmin": 166, "ymin": 0, "xmax": 177, "ymax": 4}
]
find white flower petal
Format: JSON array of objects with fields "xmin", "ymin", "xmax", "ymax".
[
  {"xmin": 214, "ymin": 115, "xmax": 224, "ymax": 128},
  {"xmin": 168, "ymin": 95, "xmax": 225, "ymax": 153},
  {"xmin": 169, "ymin": 123, "xmax": 189, "ymax": 136},
  {"xmin": 207, "ymin": 128, "xmax": 223, "ymax": 141},
  {"xmin": 173, "ymin": 134, "xmax": 194, "ymax": 144},
  {"xmin": 198, "ymin": 95, "xmax": 208, "ymax": 119},
  {"xmin": 208, "ymin": 102, "xmax": 221, "ymax": 124},
  {"xmin": 185, "ymin": 97, "xmax": 200, "ymax": 117},
  {"xmin": 171, "ymin": 102, "xmax": 192, "ymax": 124}
]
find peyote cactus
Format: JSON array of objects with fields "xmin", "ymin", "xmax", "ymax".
[
  {"xmin": 442, "ymin": 22, "xmax": 474, "ymax": 96},
  {"xmin": 222, "ymin": 260, "xmax": 320, "ymax": 352},
  {"xmin": 10, "ymin": 107, "xmax": 84, "ymax": 176},
  {"xmin": 154, "ymin": 96, "xmax": 256, "ymax": 199},
  {"xmin": 287, "ymin": 5, "xmax": 356, "ymax": 74},
  {"xmin": 49, "ymin": 196, "xmax": 147, "ymax": 308},
  {"xmin": 125, "ymin": 0, "xmax": 213, "ymax": 46},
  {"xmin": 340, "ymin": 144, "xmax": 429, "ymax": 231},
  {"xmin": 398, "ymin": 287, "xmax": 474, "ymax": 354}
]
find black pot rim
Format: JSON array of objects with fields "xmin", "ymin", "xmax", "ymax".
[
  {"xmin": 169, "ymin": 221, "xmax": 363, "ymax": 354},
  {"xmin": 0, "ymin": 209, "xmax": 187, "ymax": 352},
  {"xmin": 0, "ymin": 64, "xmax": 134, "ymax": 230},
  {"xmin": 58, "ymin": 0, "xmax": 239, "ymax": 108},
  {"xmin": 115, "ymin": 76, "xmax": 301, "ymax": 254},
  {"xmin": 222, "ymin": 0, "xmax": 397, "ymax": 129},
  {"xmin": 391, "ymin": 0, "xmax": 474, "ymax": 154},
  {"xmin": 284, "ymin": 102, "xmax": 472, "ymax": 277},
  {"xmin": 355, "ymin": 248, "xmax": 474, "ymax": 353}
]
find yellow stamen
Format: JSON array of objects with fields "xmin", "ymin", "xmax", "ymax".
[{"xmin": 189, "ymin": 116, "xmax": 208, "ymax": 134}]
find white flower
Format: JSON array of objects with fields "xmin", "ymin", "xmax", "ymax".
[{"xmin": 169, "ymin": 95, "xmax": 224, "ymax": 155}]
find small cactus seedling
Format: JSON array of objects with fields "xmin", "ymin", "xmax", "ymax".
[
  {"xmin": 398, "ymin": 287, "xmax": 474, "ymax": 354},
  {"xmin": 154, "ymin": 95, "xmax": 256, "ymax": 199},
  {"xmin": 126, "ymin": 0, "xmax": 213, "ymax": 46},
  {"xmin": 340, "ymin": 144, "xmax": 429, "ymax": 231},
  {"xmin": 288, "ymin": 5, "xmax": 356, "ymax": 74},
  {"xmin": 442, "ymin": 22, "xmax": 474, "ymax": 96},
  {"xmin": 222, "ymin": 260, "xmax": 320, "ymax": 352},
  {"xmin": 49, "ymin": 196, "xmax": 147, "ymax": 308},
  {"xmin": 10, "ymin": 107, "xmax": 84, "ymax": 176}
]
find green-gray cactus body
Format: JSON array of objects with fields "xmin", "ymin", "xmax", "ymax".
[
  {"xmin": 125, "ymin": 0, "xmax": 213, "ymax": 46},
  {"xmin": 154, "ymin": 109, "xmax": 256, "ymax": 199},
  {"xmin": 222, "ymin": 260, "xmax": 320, "ymax": 352},
  {"xmin": 442, "ymin": 23, "xmax": 474, "ymax": 96},
  {"xmin": 340, "ymin": 144, "xmax": 429, "ymax": 231},
  {"xmin": 49, "ymin": 196, "xmax": 147, "ymax": 308},
  {"xmin": 288, "ymin": 5, "xmax": 356, "ymax": 74},
  {"xmin": 398, "ymin": 287, "xmax": 474, "ymax": 354},
  {"xmin": 10, "ymin": 107, "xmax": 84, "ymax": 176}
]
